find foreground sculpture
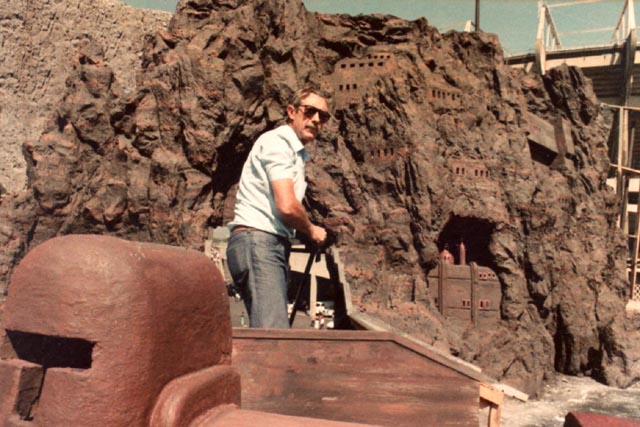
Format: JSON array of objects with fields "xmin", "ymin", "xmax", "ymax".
[{"xmin": 0, "ymin": 235, "xmax": 374, "ymax": 427}]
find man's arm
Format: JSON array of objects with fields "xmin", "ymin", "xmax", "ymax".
[{"xmin": 271, "ymin": 178, "xmax": 326, "ymax": 244}]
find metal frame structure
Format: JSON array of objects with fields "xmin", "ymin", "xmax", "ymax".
[
  {"xmin": 608, "ymin": 103, "xmax": 640, "ymax": 304},
  {"xmin": 535, "ymin": 0, "xmax": 636, "ymax": 74}
]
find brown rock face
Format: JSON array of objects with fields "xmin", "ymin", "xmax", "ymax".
[
  {"xmin": 0, "ymin": 0, "xmax": 171, "ymax": 193},
  {"xmin": 0, "ymin": 0, "xmax": 637, "ymax": 395}
]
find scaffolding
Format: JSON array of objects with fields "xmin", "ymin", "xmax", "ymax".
[
  {"xmin": 532, "ymin": 1, "xmax": 640, "ymax": 306},
  {"xmin": 535, "ymin": 0, "xmax": 637, "ymax": 74},
  {"xmin": 607, "ymin": 103, "xmax": 640, "ymax": 305}
]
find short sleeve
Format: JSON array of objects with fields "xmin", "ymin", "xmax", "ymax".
[{"xmin": 260, "ymin": 136, "xmax": 295, "ymax": 182}]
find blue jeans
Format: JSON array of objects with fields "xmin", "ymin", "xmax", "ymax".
[{"xmin": 226, "ymin": 230, "xmax": 291, "ymax": 328}]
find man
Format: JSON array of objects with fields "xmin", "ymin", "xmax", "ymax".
[{"xmin": 226, "ymin": 87, "xmax": 330, "ymax": 328}]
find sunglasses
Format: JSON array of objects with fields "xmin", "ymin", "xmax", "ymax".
[{"xmin": 298, "ymin": 104, "xmax": 331, "ymax": 124}]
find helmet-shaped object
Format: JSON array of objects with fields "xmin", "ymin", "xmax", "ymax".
[{"xmin": 0, "ymin": 235, "xmax": 232, "ymax": 427}]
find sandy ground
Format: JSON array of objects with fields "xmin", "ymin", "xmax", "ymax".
[{"xmin": 501, "ymin": 374, "xmax": 640, "ymax": 427}]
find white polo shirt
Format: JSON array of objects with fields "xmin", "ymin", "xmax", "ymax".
[{"xmin": 228, "ymin": 125, "xmax": 309, "ymax": 238}]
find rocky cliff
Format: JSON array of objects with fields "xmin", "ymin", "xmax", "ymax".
[
  {"xmin": 1, "ymin": 0, "xmax": 638, "ymax": 396},
  {"xmin": 0, "ymin": 0, "xmax": 171, "ymax": 194}
]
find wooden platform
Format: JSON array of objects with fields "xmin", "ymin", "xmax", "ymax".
[{"xmin": 232, "ymin": 328, "xmax": 496, "ymax": 427}]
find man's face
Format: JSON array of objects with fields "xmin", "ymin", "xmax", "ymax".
[{"xmin": 287, "ymin": 93, "xmax": 330, "ymax": 143}]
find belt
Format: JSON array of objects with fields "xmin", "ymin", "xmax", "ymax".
[
  {"xmin": 231, "ymin": 225, "xmax": 261, "ymax": 234},
  {"xmin": 230, "ymin": 226, "xmax": 291, "ymax": 246}
]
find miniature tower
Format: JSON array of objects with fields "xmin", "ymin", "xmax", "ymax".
[
  {"xmin": 458, "ymin": 240, "xmax": 466, "ymax": 265},
  {"xmin": 439, "ymin": 244, "xmax": 454, "ymax": 264}
]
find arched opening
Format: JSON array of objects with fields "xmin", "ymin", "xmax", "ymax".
[{"xmin": 437, "ymin": 216, "xmax": 496, "ymax": 269}]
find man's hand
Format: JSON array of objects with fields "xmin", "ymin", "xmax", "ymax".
[{"xmin": 309, "ymin": 225, "xmax": 327, "ymax": 245}]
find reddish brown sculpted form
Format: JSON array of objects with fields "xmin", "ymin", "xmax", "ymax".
[
  {"xmin": 564, "ymin": 412, "xmax": 640, "ymax": 427},
  {"xmin": 0, "ymin": 235, "xmax": 234, "ymax": 426}
]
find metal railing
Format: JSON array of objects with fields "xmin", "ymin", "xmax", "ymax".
[
  {"xmin": 538, "ymin": 0, "xmax": 635, "ymax": 52},
  {"xmin": 612, "ymin": 0, "xmax": 637, "ymax": 44},
  {"xmin": 534, "ymin": 0, "xmax": 637, "ymax": 72}
]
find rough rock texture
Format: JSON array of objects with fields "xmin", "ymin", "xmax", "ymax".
[
  {"xmin": 1, "ymin": 0, "xmax": 638, "ymax": 396},
  {"xmin": 0, "ymin": 0, "xmax": 171, "ymax": 193}
]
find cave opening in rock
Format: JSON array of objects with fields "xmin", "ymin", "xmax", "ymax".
[{"xmin": 437, "ymin": 216, "xmax": 496, "ymax": 269}]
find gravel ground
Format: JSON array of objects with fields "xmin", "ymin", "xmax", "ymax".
[{"xmin": 500, "ymin": 374, "xmax": 640, "ymax": 427}]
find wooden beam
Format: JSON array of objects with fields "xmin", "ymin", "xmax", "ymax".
[
  {"xmin": 535, "ymin": 2, "xmax": 548, "ymax": 74},
  {"xmin": 609, "ymin": 163, "xmax": 640, "ymax": 175},
  {"xmin": 479, "ymin": 383, "xmax": 504, "ymax": 427},
  {"xmin": 631, "ymin": 210, "xmax": 640, "ymax": 301},
  {"xmin": 603, "ymin": 103, "xmax": 640, "ymax": 112}
]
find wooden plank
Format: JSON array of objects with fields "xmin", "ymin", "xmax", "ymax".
[
  {"xmin": 479, "ymin": 383, "xmax": 503, "ymax": 427},
  {"xmin": 233, "ymin": 328, "xmax": 486, "ymax": 384},
  {"xmin": 289, "ymin": 251, "xmax": 330, "ymax": 278},
  {"xmin": 233, "ymin": 336, "xmax": 479, "ymax": 427}
]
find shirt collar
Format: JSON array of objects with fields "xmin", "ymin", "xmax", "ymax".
[
  {"xmin": 281, "ymin": 125, "xmax": 309, "ymax": 161},
  {"xmin": 281, "ymin": 125, "xmax": 305, "ymax": 152}
]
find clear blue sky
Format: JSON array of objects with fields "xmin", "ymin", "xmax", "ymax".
[{"xmin": 121, "ymin": 0, "xmax": 633, "ymax": 55}]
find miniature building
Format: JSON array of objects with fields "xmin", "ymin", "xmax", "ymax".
[
  {"xmin": 439, "ymin": 246, "xmax": 455, "ymax": 264},
  {"xmin": 449, "ymin": 159, "xmax": 503, "ymax": 204},
  {"xmin": 429, "ymin": 247, "xmax": 501, "ymax": 326},
  {"xmin": 427, "ymin": 81, "xmax": 462, "ymax": 110},
  {"xmin": 450, "ymin": 158, "xmax": 497, "ymax": 195},
  {"xmin": 332, "ymin": 52, "xmax": 396, "ymax": 105},
  {"xmin": 451, "ymin": 159, "xmax": 492, "ymax": 180},
  {"xmin": 365, "ymin": 145, "xmax": 414, "ymax": 163},
  {"xmin": 331, "ymin": 49, "xmax": 461, "ymax": 166}
]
